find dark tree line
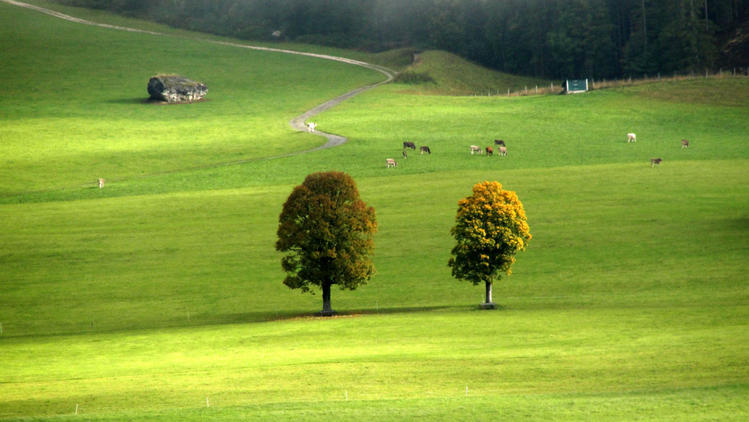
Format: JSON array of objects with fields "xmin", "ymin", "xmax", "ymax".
[{"xmin": 57, "ymin": 0, "xmax": 749, "ymax": 79}]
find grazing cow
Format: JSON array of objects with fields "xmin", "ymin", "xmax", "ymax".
[
  {"xmin": 494, "ymin": 139, "xmax": 506, "ymax": 146},
  {"xmin": 650, "ymin": 158, "xmax": 662, "ymax": 167},
  {"xmin": 470, "ymin": 145, "xmax": 482, "ymax": 155},
  {"xmin": 498, "ymin": 146, "xmax": 507, "ymax": 156},
  {"xmin": 681, "ymin": 139, "xmax": 689, "ymax": 149},
  {"xmin": 403, "ymin": 141, "xmax": 416, "ymax": 150},
  {"xmin": 402, "ymin": 149, "xmax": 408, "ymax": 159},
  {"xmin": 627, "ymin": 133, "xmax": 637, "ymax": 143},
  {"xmin": 97, "ymin": 178, "xmax": 105, "ymax": 189},
  {"xmin": 307, "ymin": 122, "xmax": 317, "ymax": 132},
  {"xmin": 485, "ymin": 146, "xmax": 494, "ymax": 156},
  {"xmin": 420, "ymin": 146, "xmax": 431, "ymax": 155},
  {"xmin": 386, "ymin": 158, "xmax": 397, "ymax": 168}
]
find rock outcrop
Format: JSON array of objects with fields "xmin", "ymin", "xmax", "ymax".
[{"xmin": 147, "ymin": 75, "xmax": 207, "ymax": 103}]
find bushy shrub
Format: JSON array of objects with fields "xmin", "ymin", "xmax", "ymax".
[{"xmin": 394, "ymin": 71, "xmax": 435, "ymax": 84}]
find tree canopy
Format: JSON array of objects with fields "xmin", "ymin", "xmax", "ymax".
[
  {"xmin": 276, "ymin": 171, "xmax": 377, "ymax": 315},
  {"xmin": 448, "ymin": 181, "xmax": 531, "ymax": 308}
]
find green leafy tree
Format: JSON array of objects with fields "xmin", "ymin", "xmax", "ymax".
[
  {"xmin": 276, "ymin": 171, "xmax": 377, "ymax": 316},
  {"xmin": 448, "ymin": 181, "xmax": 531, "ymax": 308}
]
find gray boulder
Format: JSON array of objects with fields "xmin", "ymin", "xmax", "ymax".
[{"xmin": 147, "ymin": 75, "xmax": 207, "ymax": 103}]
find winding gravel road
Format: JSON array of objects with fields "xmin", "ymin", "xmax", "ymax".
[{"xmin": 2, "ymin": 0, "xmax": 396, "ymax": 154}]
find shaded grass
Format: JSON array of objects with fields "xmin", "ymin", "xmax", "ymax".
[
  {"xmin": 393, "ymin": 50, "xmax": 554, "ymax": 95},
  {"xmin": 1, "ymin": 307, "xmax": 747, "ymax": 419},
  {"xmin": 618, "ymin": 76, "xmax": 749, "ymax": 107}
]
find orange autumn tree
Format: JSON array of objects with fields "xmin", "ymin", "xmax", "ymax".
[
  {"xmin": 448, "ymin": 181, "xmax": 531, "ymax": 308},
  {"xmin": 276, "ymin": 171, "xmax": 377, "ymax": 316}
]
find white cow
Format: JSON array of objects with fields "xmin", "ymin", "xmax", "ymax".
[
  {"xmin": 98, "ymin": 178, "xmax": 105, "ymax": 188},
  {"xmin": 470, "ymin": 145, "xmax": 482, "ymax": 155},
  {"xmin": 498, "ymin": 146, "xmax": 507, "ymax": 156},
  {"xmin": 307, "ymin": 122, "xmax": 317, "ymax": 132},
  {"xmin": 386, "ymin": 158, "xmax": 397, "ymax": 168},
  {"xmin": 627, "ymin": 133, "xmax": 637, "ymax": 143}
]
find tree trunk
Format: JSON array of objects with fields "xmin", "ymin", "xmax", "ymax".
[
  {"xmin": 481, "ymin": 281, "xmax": 496, "ymax": 309},
  {"xmin": 321, "ymin": 282, "xmax": 335, "ymax": 316}
]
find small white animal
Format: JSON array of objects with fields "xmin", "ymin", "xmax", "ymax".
[
  {"xmin": 470, "ymin": 145, "xmax": 482, "ymax": 155},
  {"xmin": 307, "ymin": 122, "xmax": 317, "ymax": 132},
  {"xmin": 386, "ymin": 158, "xmax": 397, "ymax": 168},
  {"xmin": 97, "ymin": 178, "xmax": 105, "ymax": 188},
  {"xmin": 627, "ymin": 133, "xmax": 637, "ymax": 143},
  {"xmin": 498, "ymin": 146, "xmax": 507, "ymax": 156}
]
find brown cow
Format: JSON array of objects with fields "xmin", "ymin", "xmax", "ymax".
[
  {"xmin": 485, "ymin": 146, "xmax": 493, "ymax": 155},
  {"xmin": 420, "ymin": 146, "xmax": 431, "ymax": 155},
  {"xmin": 681, "ymin": 139, "xmax": 689, "ymax": 149},
  {"xmin": 650, "ymin": 158, "xmax": 662, "ymax": 167},
  {"xmin": 403, "ymin": 141, "xmax": 416, "ymax": 150}
]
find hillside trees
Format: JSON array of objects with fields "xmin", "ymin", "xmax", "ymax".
[
  {"xmin": 54, "ymin": 0, "xmax": 749, "ymax": 78},
  {"xmin": 624, "ymin": 0, "xmax": 719, "ymax": 75},
  {"xmin": 276, "ymin": 172, "xmax": 377, "ymax": 316},
  {"xmin": 448, "ymin": 182, "xmax": 531, "ymax": 309}
]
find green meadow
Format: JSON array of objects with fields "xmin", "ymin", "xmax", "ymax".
[{"xmin": 1, "ymin": 1, "xmax": 748, "ymax": 420}]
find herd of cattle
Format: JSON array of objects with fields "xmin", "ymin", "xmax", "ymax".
[
  {"xmin": 386, "ymin": 139, "xmax": 510, "ymax": 168},
  {"xmin": 384, "ymin": 133, "xmax": 690, "ymax": 169},
  {"xmin": 302, "ymin": 122, "xmax": 688, "ymax": 170}
]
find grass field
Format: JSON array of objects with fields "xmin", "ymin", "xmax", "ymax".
[
  {"xmin": 1, "ymin": 1, "xmax": 748, "ymax": 420},
  {"xmin": 396, "ymin": 50, "xmax": 554, "ymax": 95}
]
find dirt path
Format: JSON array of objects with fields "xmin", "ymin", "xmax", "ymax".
[{"xmin": 2, "ymin": 0, "xmax": 395, "ymax": 153}]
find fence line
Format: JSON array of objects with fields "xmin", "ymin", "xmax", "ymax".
[{"xmin": 489, "ymin": 67, "xmax": 749, "ymax": 98}]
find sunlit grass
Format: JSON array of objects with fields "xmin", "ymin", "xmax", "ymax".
[{"xmin": 1, "ymin": 2, "xmax": 748, "ymax": 420}]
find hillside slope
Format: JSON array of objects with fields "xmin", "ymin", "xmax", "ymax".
[{"xmin": 393, "ymin": 50, "xmax": 553, "ymax": 95}]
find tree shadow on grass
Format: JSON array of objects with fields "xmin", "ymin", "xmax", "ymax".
[
  {"xmin": 104, "ymin": 97, "xmax": 154, "ymax": 105},
  {"xmin": 254, "ymin": 304, "xmax": 489, "ymax": 323},
  {"xmin": 4, "ymin": 304, "xmax": 502, "ymax": 339}
]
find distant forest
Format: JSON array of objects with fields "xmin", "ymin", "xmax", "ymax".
[{"xmin": 56, "ymin": 0, "xmax": 749, "ymax": 79}]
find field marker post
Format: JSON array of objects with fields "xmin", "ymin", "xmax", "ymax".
[
  {"xmin": 345, "ymin": 390, "xmax": 348, "ymax": 400},
  {"xmin": 75, "ymin": 404, "xmax": 79, "ymax": 415},
  {"xmin": 465, "ymin": 385, "xmax": 468, "ymax": 396},
  {"xmin": 0, "ymin": 322, "xmax": 3, "ymax": 335},
  {"xmin": 206, "ymin": 397, "xmax": 210, "ymax": 408}
]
